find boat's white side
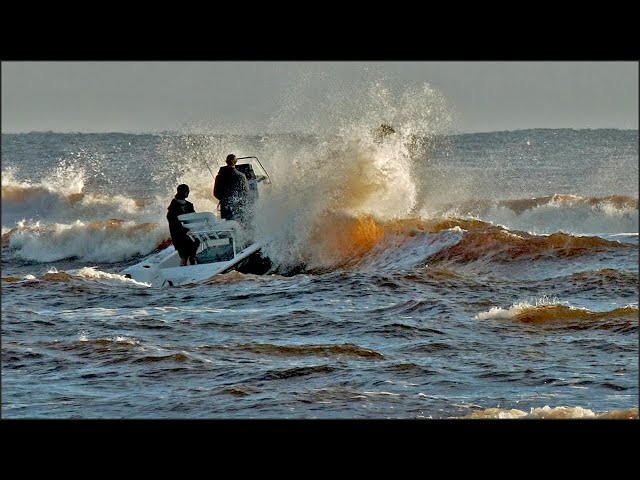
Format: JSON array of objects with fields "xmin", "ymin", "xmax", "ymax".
[
  {"xmin": 122, "ymin": 241, "xmax": 262, "ymax": 287},
  {"xmin": 121, "ymin": 213, "xmax": 262, "ymax": 287}
]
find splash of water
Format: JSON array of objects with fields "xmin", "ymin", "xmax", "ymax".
[
  {"xmin": 149, "ymin": 75, "xmax": 454, "ymax": 272},
  {"xmin": 254, "ymin": 77, "xmax": 453, "ymax": 271}
]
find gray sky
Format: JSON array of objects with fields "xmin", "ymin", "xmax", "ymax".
[{"xmin": 1, "ymin": 61, "xmax": 637, "ymax": 134}]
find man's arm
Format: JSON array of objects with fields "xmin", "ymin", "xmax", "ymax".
[
  {"xmin": 213, "ymin": 174, "xmax": 221, "ymax": 200},
  {"xmin": 241, "ymin": 173, "xmax": 250, "ymax": 193},
  {"xmin": 167, "ymin": 199, "xmax": 177, "ymax": 221}
]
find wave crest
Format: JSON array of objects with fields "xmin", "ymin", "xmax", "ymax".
[
  {"xmin": 428, "ymin": 224, "xmax": 633, "ymax": 263},
  {"xmin": 428, "ymin": 194, "xmax": 638, "ymax": 235},
  {"xmin": 476, "ymin": 298, "xmax": 638, "ymax": 328},
  {"xmin": 467, "ymin": 405, "xmax": 638, "ymax": 419},
  {"xmin": 3, "ymin": 219, "xmax": 167, "ymax": 263}
]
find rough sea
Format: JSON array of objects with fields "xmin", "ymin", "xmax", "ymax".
[{"xmin": 2, "ymin": 126, "xmax": 638, "ymax": 419}]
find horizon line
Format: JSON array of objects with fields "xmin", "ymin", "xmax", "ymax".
[{"xmin": 2, "ymin": 127, "xmax": 638, "ymax": 136}]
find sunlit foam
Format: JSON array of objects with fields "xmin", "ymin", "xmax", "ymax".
[
  {"xmin": 6, "ymin": 219, "xmax": 167, "ymax": 263},
  {"xmin": 426, "ymin": 194, "xmax": 639, "ymax": 235},
  {"xmin": 74, "ymin": 267, "xmax": 151, "ymax": 286},
  {"xmin": 466, "ymin": 406, "xmax": 638, "ymax": 419},
  {"xmin": 232, "ymin": 77, "xmax": 452, "ymax": 271},
  {"xmin": 475, "ymin": 297, "xmax": 638, "ymax": 323}
]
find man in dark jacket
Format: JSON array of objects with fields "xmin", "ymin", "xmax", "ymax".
[
  {"xmin": 167, "ymin": 184, "xmax": 200, "ymax": 266},
  {"xmin": 213, "ymin": 153, "xmax": 250, "ymax": 225}
]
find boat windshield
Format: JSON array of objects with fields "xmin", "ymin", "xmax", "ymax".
[{"xmin": 235, "ymin": 156, "xmax": 271, "ymax": 184}]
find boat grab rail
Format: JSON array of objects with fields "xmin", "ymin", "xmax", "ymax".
[
  {"xmin": 178, "ymin": 212, "xmax": 241, "ymax": 253},
  {"xmin": 236, "ymin": 156, "xmax": 271, "ymax": 184}
]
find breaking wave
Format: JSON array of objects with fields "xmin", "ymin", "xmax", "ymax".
[
  {"xmin": 428, "ymin": 194, "xmax": 638, "ymax": 234},
  {"xmin": 2, "ymin": 219, "xmax": 167, "ymax": 263},
  {"xmin": 476, "ymin": 297, "xmax": 638, "ymax": 329},
  {"xmin": 466, "ymin": 405, "xmax": 638, "ymax": 419},
  {"xmin": 270, "ymin": 214, "xmax": 634, "ymax": 274}
]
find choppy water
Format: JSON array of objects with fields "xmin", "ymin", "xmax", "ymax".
[{"xmin": 1, "ymin": 125, "xmax": 638, "ymax": 419}]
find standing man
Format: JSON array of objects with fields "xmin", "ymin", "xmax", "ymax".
[
  {"xmin": 213, "ymin": 153, "xmax": 250, "ymax": 225},
  {"xmin": 167, "ymin": 184, "xmax": 200, "ymax": 266}
]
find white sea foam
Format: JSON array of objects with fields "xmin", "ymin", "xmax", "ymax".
[
  {"xmin": 487, "ymin": 203, "xmax": 637, "ymax": 235},
  {"xmin": 7, "ymin": 220, "xmax": 167, "ymax": 263},
  {"xmin": 475, "ymin": 298, "xmax": 637, "ymax": 321},
  {"xmin": 250, "ymin": 80, "xmax": 452, "ymax": 271},
  {"xmin": 73, "ymin": 267, "xmax": 151, "ymax": 286},
  {"xmin": 467, "ymin": 405, "xmax": 638, "ymax": 419},
  {"xmin": 427, "ymin": 195, "xmax": 639, "ymax": 235},
  {"xmin": 475, "ymin": 296, "xmax": 571, "ymax": 320}
]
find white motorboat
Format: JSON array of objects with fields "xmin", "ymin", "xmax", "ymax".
[
  {"xmin": 122, "ymin": 156, "xmax": 271, "ymax": 287},
  {"xmin": 122, "ymin": 213, "xmax": 265, "ymax": 287}
]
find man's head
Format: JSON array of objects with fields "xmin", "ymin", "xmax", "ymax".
[
  {"xmin": 225, "ymin": 154, "xmax": 237, "ymax": 166},
  {"xmin": 176, "ymin": 184, "xmax": 190, "ymax": 198}
]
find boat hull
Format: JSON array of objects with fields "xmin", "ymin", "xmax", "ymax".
[{"xmin": 122, "ymin": 242, "xmax": 263, "ymax": 287}]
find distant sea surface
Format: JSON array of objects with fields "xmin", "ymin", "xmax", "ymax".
[{"xmin": 2, "ymin": 128, "xmax": 638, "ymax": 418}]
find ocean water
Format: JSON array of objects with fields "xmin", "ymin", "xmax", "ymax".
[{"xmin": 1, "ymin": 127, "xmax": 638, "ymax": 419}]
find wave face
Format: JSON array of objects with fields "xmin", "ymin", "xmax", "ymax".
[
  {"xmin": 429, "ymin": 194, "xmax": 638, "ymax": 235},
  {"xmin": 1, "ymin": 84, "xmax": 638, "ymax": 419}
]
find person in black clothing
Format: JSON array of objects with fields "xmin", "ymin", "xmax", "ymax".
[
  {"xmin": 213, "ymin": 153, "xmax": 250, "ymax": 225},
  {"xmin": 167, "ymin": 184, "xmax": 200, "ymax": 266}
]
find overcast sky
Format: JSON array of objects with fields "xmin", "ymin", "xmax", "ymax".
[{"xmin": 1, "ymin": 61, "xmax": 637, "ymax": 134}]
